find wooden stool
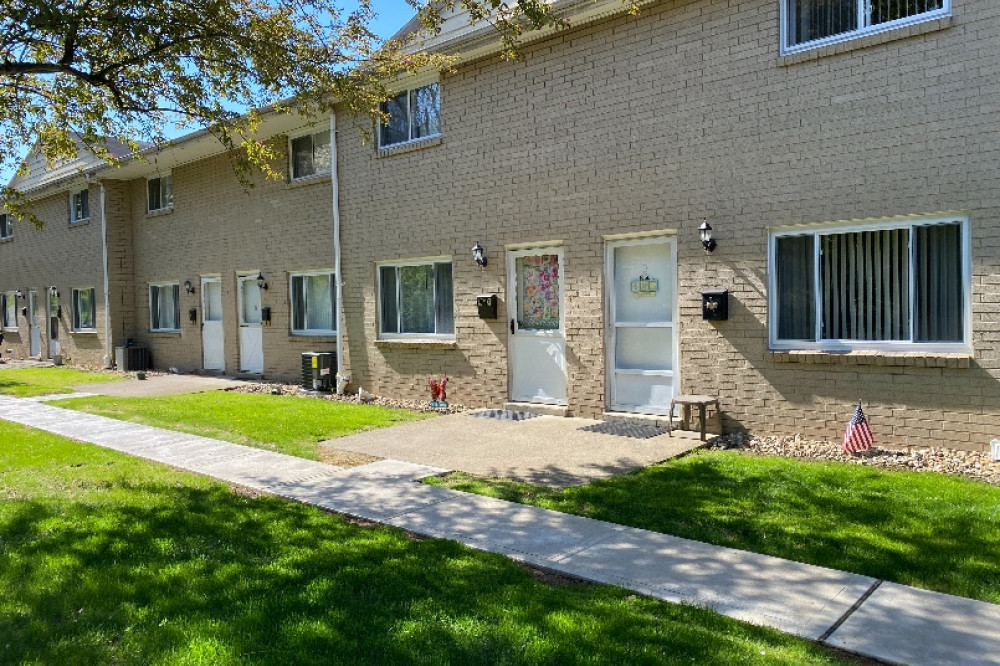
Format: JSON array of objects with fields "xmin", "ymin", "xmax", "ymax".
[{"xmin": 669, "ymin": 395, "xmax": 721, "ymax": 441}]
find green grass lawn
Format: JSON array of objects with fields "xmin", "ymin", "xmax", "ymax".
[
  {"xmin": 427, "ymin": 451, "xmax": 1000, "ymax": 604},
  {"xmin": 0, "ymin": 421, "xmax": 855, "ymax": 665},
  {"xmin": 58, "ymin": 392, "xmax": 430, "ymax": 460},
  {"xmin": 0, "ymin": 366, "xmax": 122, "ymax": 397}
]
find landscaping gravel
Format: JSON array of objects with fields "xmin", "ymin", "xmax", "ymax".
[
  {"xmin": 229, "ymin": 381, "xmax": 471, "ymax": 414},
  {"xmin": 711, "ymin": 432, "xmax": 1000, "ymax": 487}
]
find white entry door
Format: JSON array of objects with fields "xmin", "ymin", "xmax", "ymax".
[
  {"xmin": 238, "ymin": 275, "xmax": 263, "ymax": 374},
  {"xmin": 47, "ymin": 289, "xmax": 60, "ymax": 358},
  {"xmin": 201, "ymin": 277, "xmax": 225, "ymax": 371},
  {"xmin": 508, "ymin": 248, "xmax": 567, "ymax": 405},
  {"xmin": 607, "ymin": 237, "xmax": 677, "ymax": 415},
  {"xmin": 28, "ymin": 291, "xmax": 41, "ymax": 358}
]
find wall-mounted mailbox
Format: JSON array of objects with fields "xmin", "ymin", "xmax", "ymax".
[
  {"xmin": 261, "ymin": 306, "xmax": 271, "ymax": 324},
  {"xmin": 477, "ymin": 294, "xmax": 498, "ymax": 319},
  {"xmin": 189, "ymin": 308, "xmax": 198, "ymax": 323},
  {"xmin": 702, "ymin": 290, "xmax": 729, "ymax": 321}
]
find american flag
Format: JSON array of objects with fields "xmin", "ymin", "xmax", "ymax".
[{"xmin": 842, "ymin": 403, "xmax": 874, "ymax": 455}]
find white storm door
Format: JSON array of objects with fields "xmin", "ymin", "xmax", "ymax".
[
  {"xmin": 238, "ymin": 276, "xmax": 263, "ymax": 374},
  {"xmin": 607, "ymin": 237, "xmax": 677, "ymax": 415},
  {"xmin": 47, "ymin": 289, "xmax": 60, "ymax": 357},
  {"xmin": 28, "ymin": 291, "xmax": 41, "ymax": 358},
  {"xmin": 508, "ymin": 248, "xmax": 567, "ymax": 405},
  {"xmin": 201, "ymin": 277, "xmax": 225, "ymax": 371}
]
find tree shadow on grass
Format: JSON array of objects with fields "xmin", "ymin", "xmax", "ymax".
[{"xmin": 0, "ymin": 480, "xmax": 846, "ymax": 665}]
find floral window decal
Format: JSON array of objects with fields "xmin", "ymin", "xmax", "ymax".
[{"xmin": 516, "ymin": 254, "xmax": 560, "ymax": 330}]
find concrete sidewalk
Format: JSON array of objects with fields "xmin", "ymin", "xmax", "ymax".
[{"xmin": 1, "ymin": 394, "xmax": 998, "ymax": 665}]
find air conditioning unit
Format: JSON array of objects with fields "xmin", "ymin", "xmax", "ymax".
[
  {"xmin": 301, "ymin": 352, "xmax": 335, "ymax": 392},
  {"xmin": 116, "ymin": 345, "xmax": 150, "ymax": 371}
]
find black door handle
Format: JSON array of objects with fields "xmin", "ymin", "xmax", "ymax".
[{"xmin": 510, "ymin": 318, "xmax": 515, "ymax": 334}]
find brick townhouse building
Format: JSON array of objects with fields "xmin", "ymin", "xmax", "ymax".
[{"xmin": 3, "ymin": 0, "xmax": 999, "ymax": 451}]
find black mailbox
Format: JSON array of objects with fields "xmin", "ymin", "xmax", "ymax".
[
  {"xmin": 477, "ymin": 294, "xmax": 498, "ymax": 319},
  {"xmin": 189, "ymin": 308, "xmax": 198, "ymax": 323},
  {"xmin": 702, "ymin": 290, "xmax": 728, "ymax": 321}
]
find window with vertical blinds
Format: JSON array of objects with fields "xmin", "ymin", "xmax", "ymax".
[
  {"xmin": 783, "ymin": 0, "xmax": 948, "ymax": 52},
  {"xmin": 770, "ymin": 217, "xmax": 968, "ymax": 350}
]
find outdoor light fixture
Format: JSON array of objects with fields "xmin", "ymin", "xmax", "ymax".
[
  {"xmin": 14, "ymin": 289, "xmax": 23, "ymax": 299},
  {"xmin": 184, "ymin": 280, "xmax": 195, "ymax": 294},
  {"xmin": 256, "ymin": 272, "xmax": 268, "ymax": 290},
  {"xmin": 699, "ymin": 219, "xmax": 717, "ymax": 253},
  {"xmin": 49, "ymin": 286, "xmax": 59, "ymax": 297},
  {"xmin": 472, "ymin": 241, "xmax": 487, "ymax": 267}
]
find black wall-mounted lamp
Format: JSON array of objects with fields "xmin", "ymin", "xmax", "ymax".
[
  {"xmin": 699, "ymin": 219, "xmax": 717, "ymax": 253},
  {"xmin": 184, "ymin": 280, "xmax": 195, "ymax": 294},
  {"xmin": 49, "ymin": 286, "xmax": 59, "ymax": 297},
  {"xmin": 472, "ymin": 241, "xmax": 487, "ymax": 267},
  {"xmin": 14, "ymin": 289, "xmax": 23, "ymax": 300},
  {"xmin": 256, "ymin": 272, "xmax": 268, "ymax": 291}
]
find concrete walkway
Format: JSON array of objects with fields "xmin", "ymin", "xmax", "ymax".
[{"xmin": 1, "ymin": 394, "xmax": 998, "ymax": 665}]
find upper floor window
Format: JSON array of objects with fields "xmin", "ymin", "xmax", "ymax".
[
  {"xmin": 290, "ymin": 130, "xmax": 332, "ymax": 181},
  {"xmin": 379, "ymin": 83, "xmax": 440, "ymax": 149},
  {"xmin": 147, "ymin": 174, "xmax": 173, "ymax": 213},
  {"xmin": 290, "ymin": 271, "xmax": 337, "ymax": 335},
  {"xmin": 1, "ymin": 292, "xmax": 16, "ymax": 329},
  {"xmin": 72, "ymin": 287, "xmax": 96, "ymax": 331},
  {"xmin": 782, "ymin": 0, "xmax": 948, "ymax": 53},
  {"xmin": 378, "ymin": 259, "xmax": 453, "ymax": 338},
  {"xmin": 769, "ymin": 215, "xmax": 970, "ymax": 352},
  {"xmin": 149, "ymin": 282, "xmax": 180, "ymax": 332},
  {"xmin": 70, "ymin": 187, "xmax": 90, "ymax": 223},
  {"xmin": 0, "ymin": 213, "xmax": 11, "ymax": 239}
]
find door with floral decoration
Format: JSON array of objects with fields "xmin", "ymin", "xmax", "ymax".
[{"xmin": 507, "ymin": 248, "xmax": 567, "ymax": 405}]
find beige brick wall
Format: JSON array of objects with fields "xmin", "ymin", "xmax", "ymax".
[
  {"xmin": 0, "ymin": 184, "xmax": 124, "ymax": 367},
  {"xmin": 334, "ymin": 0, "xmax": 1000, "ymax": 451},
  {"xmin": 126, "ymin": 139, "xmax": 340, "ymax": 379}
]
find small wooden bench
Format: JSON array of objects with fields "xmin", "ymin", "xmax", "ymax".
[{"xmin": 669, "ymin": 395, "xmax": 721, "ymax": 441}]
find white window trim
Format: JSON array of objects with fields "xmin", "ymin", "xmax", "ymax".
[
  {"xmin": 780, "ymin": 0, "xmax": 951, "ymax": 55},
  {"xmin": 71, "ymin": 287, "xmax": 97, "ymax": 332},
  {"xmin": 289, "ymin": 270, "xmax": 338, "ymax": 337},
  {"xmin": 146, "ymin": 173, "xmax": 174, "ymax": 213},
  {"xmin": 2, "ymin": 291, "xmax": 17, "ymax": 330},
  {"xmin": 149, "ymin": 282, "xmax": 181, "ymax": 332},
  {"xmin": 288, "ymin": 127, "xmax": 332, "ymax": 182},
  {"xmin": 377, "ymin": 256, "xmax": 455, "ymax": 341},
  {"xmin": 767, "ymin": 213, "xmax": 972, "ymax": 354},
  {"xmin": 0, "ymin": 213, "xmax": 11, "ymax": 239},
  {"xmin": 377, "ymin": 82, "xmax": 442, "ymax": 150},
  {"xmin": 69, "ymin": 187, "xmax": 90, "ymax": 224}
]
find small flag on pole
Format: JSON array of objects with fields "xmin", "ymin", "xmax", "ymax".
[{"xmin": 842, "ymin": 402, "xmax": 874, "ymax": 455}]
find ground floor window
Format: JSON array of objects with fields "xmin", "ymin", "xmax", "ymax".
[
  {"xmin": 291, "ymin": 271, "xmax": 337, "ymax": 335},
  {"xmin": 150, "ymin": 283, "xmax": 180, "ymax": 332},
  {"xmin": 72, "ymin": 287, "xmax": 96, "ymax": 331},
  {"xmin": 2, "ymin": 291, "xmax": 16, "ymax": 329},
  {"xmin": 378, "ymin": 259, "xmax": 454, "ymax": 338},
  {"xmin": 769, "ymin": 214, "xmax": 969, "ymax": 351}
]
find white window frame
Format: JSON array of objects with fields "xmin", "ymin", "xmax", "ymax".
[
  {"xmin": 289, "ymin": 270, "xmax": 338, "ymax": 336},
  {"xmin": 378, "ymin": 82, "xmax": 441, "ymax": 149},
  {"xmin": 147, "ymin": 174, "xmax": 174, "ymax": 213},
  {"xmin": 288, "ymin": 128, "xmax": 332, "ymax": 181},
  {"xmin": 0, "ymin": 213, "xmax": 11, "ymax": 239},
  {"xmin": 768, "ymin": 214, "xmax": 971, "ymax": 353},
  {"xmin": 70, "ymin": 187, "xmax": 90, "ymax": 224},
  {"xmin": 377, "ymin": 257, "xmax": 455, "ymax": 340},
  {"xmin": 780, "ymin": 0, "xmax": 950, "ymax": 55},
  {"xmin": 2, "ymin": 291, "xmax": 17, "ymax": 330},
  {"xmin": 149, "ymin": 282, "xmax": 181, "ymax": 332},
  {"xmin": 71, "ymin": 287, "xmax": 97, "ymax": 332}
]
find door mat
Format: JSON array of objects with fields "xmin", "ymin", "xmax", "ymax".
[
  {"xmin": 579, "ymin": 421, "xmax": 667, "ymax": 440},
  {"xmin": 467, "ymin": 409, "xmax": 542, "ymax": 422}
]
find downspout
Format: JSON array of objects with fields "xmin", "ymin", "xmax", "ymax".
[
  {"xmin": 330, "ymin": 113, "xmax": 348, "ymax": 394},
  {"xmin": 99, "ymin": 181, "xmax": 112, "ymax": 368}
]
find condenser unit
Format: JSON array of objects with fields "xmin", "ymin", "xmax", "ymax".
[{"xmin": 301, "ymin": 352, "xmax": 335, "ymax": 392}]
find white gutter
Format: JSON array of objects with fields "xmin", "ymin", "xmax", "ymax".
[
  {"xmin": 99, "ymin": 181, "xmax": 112, "ymax": 368},
  {"xmin": 330, "ymin": 114, "xmax": 348, "ymax": 394}
]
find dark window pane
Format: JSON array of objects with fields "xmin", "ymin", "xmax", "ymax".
[
  {"xmin": 787, "ymin": 0, "xmax": 857, "ymax": 46},
  {"xmin": 380, "ymin": 93, "xmax": 410, "ymax": 146},
  {"xmin": 435, "ymin": 262, "xmax": 454, "ymax": 333},
  {"xmin": 775, "ymin": 235, "xmax": 815, "ymax": 340},
  {"xmin": 915, "ymin": 223, "xmax": 963, "ymax": 342},
  {"xmin": 411, "ymin": 83, "xmax": 440, "ymax": 139},
  {"xmin": 379, "ymin": 266, "xmax": 398, "ymax": 334}
]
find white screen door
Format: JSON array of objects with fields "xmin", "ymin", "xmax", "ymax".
[
  {"xmin": 508, "ymin": 248, "xmax": 567, "ymax": 405},
  {"xmin": 607, "ymin": 237, "xmax": 677, "ymax": 415},
  {"xmin": 201, "ymin": 277, "xmax": 225, "ymax": 371},
  {"xmin": 47, "ymin": 289, "xmax": 60, "ymax": 358},
  {"xmin": 28, "ymin": 291, "xmax": 41, "ymax": 358},
  {"xmin": 238, "ymin": 275, "xmax": 263, "ymax": 374}
]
